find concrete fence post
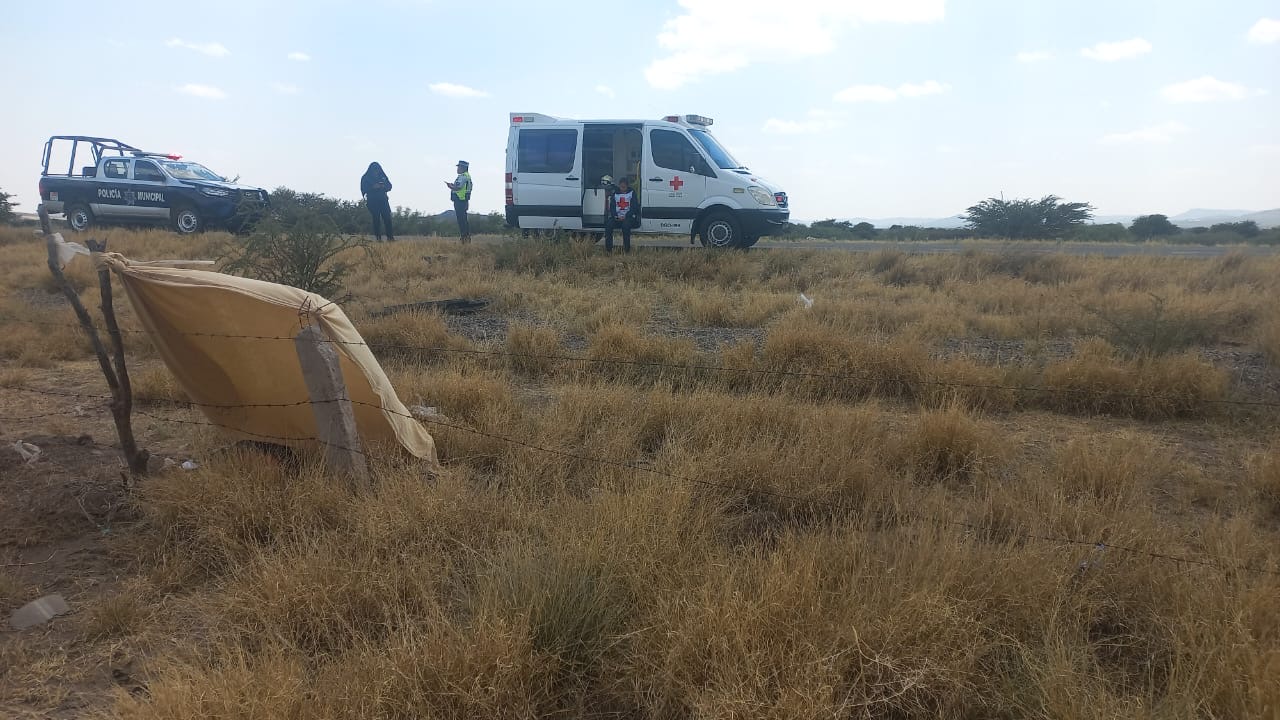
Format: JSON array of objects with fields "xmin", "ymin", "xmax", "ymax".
[{"xmin": 294, "ymin": 324, "xmax": 369, "ymax": 487}]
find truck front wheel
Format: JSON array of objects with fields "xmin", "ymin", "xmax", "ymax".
[
  {"xmin": 66, "ymin": 204, "xmax": 93, "ymax": 233},
  {"xmin": 172, "ymin": 206, "xmax": 203, "ymax": 235},
  {"xmin": 698, "ymin": 210, "xmax": 742, "ymax": 249}
]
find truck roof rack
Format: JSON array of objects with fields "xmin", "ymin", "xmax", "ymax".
[{"xmin": 41, "ymin": 136, "xmax": 160, "ymax": 176}]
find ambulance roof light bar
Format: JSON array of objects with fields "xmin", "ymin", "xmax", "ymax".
[{"xmin": 663, "ymin": 115, "xmax": 714, "ymax": 126}]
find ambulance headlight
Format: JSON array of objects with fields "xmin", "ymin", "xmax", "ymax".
[
  {"xmin": 200, "ymin": 186, "xmax": 231, "ymax": 197},
  {"xmin": 747, "ymin": 187, "xmax": 776, "ymax": 206}
]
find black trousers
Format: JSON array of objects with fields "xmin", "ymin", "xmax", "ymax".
[
  {"xmin": 368, "ymin": 197, "xmax": 393, "ymax": 240},
  {"xmin": 604, "ymin": 215, "xmax": 631, "ymax": 252},
  {"xmin": 454, "ymin": 200, "xmax": 470, "ymax": 238}
]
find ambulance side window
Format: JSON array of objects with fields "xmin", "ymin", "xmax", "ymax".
[
  {"xmin": 134, "ymin": 160, "xmax": 165, "ymax": 183},
  {"xmin": 103, "ymin": 159, "xmax": 129, "ymax": 180},
  {"xmin": 651, "ymin": 130, "xmax": 712, "ymax": 176},
  {"xmin": 518, "ymin": 129, "xmax": 578, "ymax": 173}
]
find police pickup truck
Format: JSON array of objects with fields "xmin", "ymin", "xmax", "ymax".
[{"xmin": 38, "ymin": 136, "xmax": 269, "ymax": 234}]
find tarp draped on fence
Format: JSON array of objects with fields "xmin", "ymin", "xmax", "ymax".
[{"xmin": 86, "ymin": 249, "xmax": 437, "ymax": 464}]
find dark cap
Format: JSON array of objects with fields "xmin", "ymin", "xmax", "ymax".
[{"xmin": 456, "ymin": 160, "xmax": 469, "ymax": 168}]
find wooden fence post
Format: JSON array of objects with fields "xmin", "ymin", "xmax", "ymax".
[
  {"xmin": 39, "ymin": 204, "xmax": 149, "ymax": 477},
  {"xmin": 294, "ymin": 324, "xmax": 369, "ymax": 487}
]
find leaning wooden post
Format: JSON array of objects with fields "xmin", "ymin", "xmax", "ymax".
[
  {"xmin": 294, "ymin": 324, "xmax": 369, "ymax": 487},
  {"xmin": 39, "ymin": 204, "xmax": 149, "ymax": 477}
]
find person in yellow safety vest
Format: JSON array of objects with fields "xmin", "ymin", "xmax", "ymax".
[{"xmin": 445, "ymin": 160, "xmax": 473, "ymax": 243}]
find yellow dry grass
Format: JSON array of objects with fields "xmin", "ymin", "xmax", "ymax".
[{"xmin": 1, "ymin": 226, "xmax": 1279, "ymax": 717}]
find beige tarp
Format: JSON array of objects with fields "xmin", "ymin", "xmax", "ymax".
[{"xmin": 88, "ymin": 251, "xmax": 437, "ymax": 464}]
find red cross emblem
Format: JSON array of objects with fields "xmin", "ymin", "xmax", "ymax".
[
  {"xmin": 669, "ymin": 176, "xmax": 684, "ymax": 191},
  {"xmin": 615, "ymin": 196, "xmax": 629, "ymax": 211}
]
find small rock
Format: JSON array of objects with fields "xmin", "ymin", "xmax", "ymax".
[
  {"xmin": 181, "ymin": 460, "xmax": 199, "ymax": 471},
  {"xmin": 10, "ymin": 594, "xmax": 71, "ymax": 630}
]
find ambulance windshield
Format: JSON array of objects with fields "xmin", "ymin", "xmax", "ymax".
[
  {"xmin": 688, "ymin": 129, "xmax": 741, "ymax": 170},
  {"xmin": 161, "ymin": 161, "xmax": 224, "ymax": 182}
]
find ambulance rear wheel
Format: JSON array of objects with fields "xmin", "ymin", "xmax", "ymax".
[
  {"xmin": 172, "ymin": 206, "xmax": 203, "ymax": 235},
  {"xmin": 66, "ymin": 204, "xmax": 93, "ymax": 233},
  {"xmin": 699, "ymin": 210, "xmax": 741, "ymax": 249}
]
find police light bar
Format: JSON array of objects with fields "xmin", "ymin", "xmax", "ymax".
[
  {"xmin": 511, "ymin": 115, "xmax": 535, "ymax": 123},
  {"xmin": 167, "ymin": 154, "xmax": 182, "ymax": 160},
  {"xmin": 685, "ymin": 115, "xmax": 713, "ymax": 126}
]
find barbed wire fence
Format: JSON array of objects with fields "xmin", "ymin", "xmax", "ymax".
[{"xmin": 4, "ymin": 315, "xmax": 1279, "ymax": 580}]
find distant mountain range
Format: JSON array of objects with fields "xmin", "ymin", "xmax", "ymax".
[{"xmin": 837, "ymin": 208, "xmax": 1280, "ymax": 230}]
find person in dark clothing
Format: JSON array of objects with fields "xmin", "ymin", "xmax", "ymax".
[
  {"xmin": 360, "ymin": 162, "xmax": 394, "ymax": 241},
  {"xmin": 445, "ymin": 160, "xmax": 473, "ymax": 243},
  {"xmin": 603, "ymin": 176, "xmax": 638, "ymax": 252}
]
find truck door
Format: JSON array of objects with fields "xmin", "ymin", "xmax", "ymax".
[
  {"xmin": 92, "ymin": 158, "xmax": 132, "ymax": 219},
  {"xmin": 642, "ymin": 128, "xmax": 711, "ymax": 235},
  {"xmin": 512, "ymin": 127, "xmax": 583, "ymax": 230},
  {"xmin": 130, "ymin": 160, "xmax": 172, "ymax": 221}
]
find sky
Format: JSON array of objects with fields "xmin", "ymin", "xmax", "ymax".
[{"xmin": 2, "ymin": 0, "xmax": 1278, "ymax": 222}]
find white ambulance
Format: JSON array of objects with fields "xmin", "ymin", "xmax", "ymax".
[{"xmin": 504, "ymin": 113, "xmax": 789, "ymax": 248}]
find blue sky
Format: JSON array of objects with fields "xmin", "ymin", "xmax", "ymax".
[{"xmin": 3, "ymin": 0, "xmax": 1277, "ymax": 221}]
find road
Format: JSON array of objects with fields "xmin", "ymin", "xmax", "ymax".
[{"xmin": 497, "ymin": 233, "xmax": 1277, "ymax": 258}]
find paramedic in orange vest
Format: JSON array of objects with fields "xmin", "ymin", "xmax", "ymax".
[
  {"xmin": 445, "ymin": 160, "xmax": 473, "ymax": 243},
  {"xmin": 604, "ymin": 176, "xmax": 638, "ymax": 253}
]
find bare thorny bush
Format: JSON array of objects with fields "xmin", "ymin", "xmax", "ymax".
[{"xmin": 218, "ymin": 213, "xmax": 380, "ymax": 302}]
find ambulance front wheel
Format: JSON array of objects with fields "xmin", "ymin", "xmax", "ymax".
[
  {"xmin": 66, "ymin": 204, "xmax": 93, "ymax": 233},
  {"xmin": 172, "ymin": 206, "xmax": 203, "ymax": 235},
  {"xmin": 699, "ymin": 210, "xmax": 741, "ymax": 249}
]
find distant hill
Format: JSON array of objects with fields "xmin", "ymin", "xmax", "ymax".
[{"xmin": 1170, "ymin": 208, "xmax": 1252, "ymax": 222}]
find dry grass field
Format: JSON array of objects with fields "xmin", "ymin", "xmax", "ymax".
[{"xmin": 2, "ymin": 224, "xmax": 1279, "ymax": 718}]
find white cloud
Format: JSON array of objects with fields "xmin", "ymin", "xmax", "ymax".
[
  {"xmin": 1080, "ymin": 37, "xmax": 1151, "ymax": 61},
  {"xmin": 165, "ymin": 38, "xmax": 230, "ymax": 58},
  {"xmin": 1247, "ymin": 18, "xmax": 1280, "ymax": 44},
  {"xmin": 273, "ymin": 83, "xmax": 301, "ymax": 95},
  {"xmin": 429, "ymin": 82, "xmax": 489, "ymax": 98},
  {"xmin": 287, "ymin": 51, "xmax": 311, "ymax": 61},
  {"xmin": 762, "ymin": 110, "xmax": 843, "ymax": 135},
  {"xmin": 1162, "ymin": 76, "xmax": 1265, "ymax": 103},
  {"xmin": 644, "ymin": 0, "xmax": 945, "ymax": 89},
  {"xmin": 1251, "ymin": 143, "xmax": 1280, "ymax": 155},
  {"xmin": 1016, "ymin": 50, "xmax": 1052, "ymax": 63},
  {"xmin": 595, "ymin": 84, "xmax": 616, "ymax": 99},
  {"xmin": 1100, "ymin": 121, "xmax": 1187, "ymax": 145},
  {"xmin": 176, "ymin": 84, "xmax": 227, "ymax": 100},
  {"xmin": 834, "ymin": 80, "xmax": 948, "ymax": 103}
]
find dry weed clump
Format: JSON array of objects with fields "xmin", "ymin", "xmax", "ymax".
[
  {"xmin": 586, "ymin": 323, "xmax": 697, "ymax": 386},
  {"xmin": 359, "ymin": 310, "xmax": 472, "ymax": 364},
  {"xmin": 1251, "ymin": 446, "xmax": 1280, "ymax": 520},
  {"xmin": 1053, "ymin": 434, "xmax": 1168, "ymax": 506},
  {"xmin": 130, "ymin": 364, "xmax": 189, "ymax": 406},
  {"xmin": 83, "ymin": 589, "xmax": 146, "ymax": 641},
  {"xmin": 894, "ymin": 404, "xmax": 1005, "ymax": 486},
  {"xmin": 1040, "ymin": 339, "xmax": 1227, "ymax": 419},
  {"xmin": 1258, "ymin": 312, "xmax": 1280, "ymax": 367},
  {"xmin": 505, "ymin": 323, "xmax": 563, "ymax": 375}
]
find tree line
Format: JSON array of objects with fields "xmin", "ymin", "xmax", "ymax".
[{"xmin": 781, "ymin": 196, "xmax": 1278, "ymax": 245}]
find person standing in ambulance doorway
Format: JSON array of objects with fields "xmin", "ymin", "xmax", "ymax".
[
  {"xmin": 445, "ymin": 160, "xmax": 473, "ymax": 243},
  {"xmin": 360, "ymin": 162, "xmax": 395, "ymax": 242},
  {"xmin": 604, "ymin": 176, "xmax": 638, "ymax": 253}
]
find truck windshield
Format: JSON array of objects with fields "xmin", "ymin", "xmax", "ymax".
[
  {"xmin": 161, "ymin": 161, "xmax": 224, "ymax": 182},
  {"xmin": 688, "ymin": 129, "xmax": 742, "ymax": 170}
]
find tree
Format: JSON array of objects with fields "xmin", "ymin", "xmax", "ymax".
[
  {"xmin": 1130, "ymin": 214, "xmax": 1179, "ymax": 239},
  {"xmin": 963, "ymin": 195, "xmax": 1094, "ymax": 239},
  {"xmin": 851, "ymin": 221, "xmax": 877, "ymax": 239},
  {"xmin": 0, "ymin": 187, "xmax": 16, "ymax": 224},
  {"xmin": 1209, "ymin": 220, "xmax": 1260, "ymax": 238}
]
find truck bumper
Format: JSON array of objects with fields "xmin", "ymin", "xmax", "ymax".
[{"xmin": 738, "ymin": 208, "xmax": 790, "ymax": 238}]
